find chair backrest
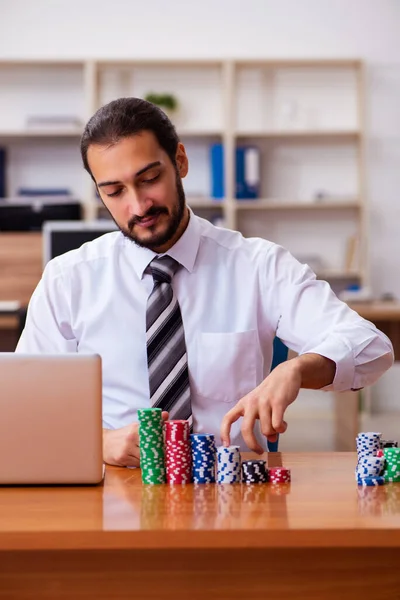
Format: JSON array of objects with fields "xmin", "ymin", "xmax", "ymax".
[{"xmin": 267, "ymin": 337, "xmax": 288, "ymax": 452}]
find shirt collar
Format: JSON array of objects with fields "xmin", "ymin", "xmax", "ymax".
[{"xmin": 127, "ymin": 208, "xmax": 201, "ymax": 280}]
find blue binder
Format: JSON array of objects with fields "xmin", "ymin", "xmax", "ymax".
[
  {"xmin": 236, "ymin": 146, "xmax": 260, "ymax": 199},
  {"xmin": 210, "ymin": 143, "xmax": 224, "ymax": 200},
  {"xmin": 210, "ymin": 143, "xmax": 260, "ymax": 200}
]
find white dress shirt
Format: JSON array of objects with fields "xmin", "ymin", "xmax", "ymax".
[{"xmin": 16, "ymin": 212, "xmax": 394, "ymax": 449}]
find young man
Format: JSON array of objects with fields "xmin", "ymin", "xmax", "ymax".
[{"xmin": 16, "ymin": 98, "xmax": 394, "ymax": 466}]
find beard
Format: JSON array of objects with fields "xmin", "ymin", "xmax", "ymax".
[{"xmin": 111, "ymin": 172, "xmax": 186, "ymax": 251}]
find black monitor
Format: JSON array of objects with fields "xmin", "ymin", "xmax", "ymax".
[
  {"xmin": 42, "ymin": 220, "xmax": 118, "ymax": 266},
  {"xmin": 0, "ymin": 199, "xmax": 82, "ymax": 231}
]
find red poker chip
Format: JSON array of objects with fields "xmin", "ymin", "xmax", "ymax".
[
  {"xmin": 269, "ymin": 467, "xmax": 291, "ymax": 484},
  {"xmin": 269, "ymin": 467, "xmax": 290, "ymax": 474}
]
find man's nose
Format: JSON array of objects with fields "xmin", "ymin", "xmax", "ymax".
[{"xmin": 126, "ymin": 189, "xmax": 152, "ymax": 218}]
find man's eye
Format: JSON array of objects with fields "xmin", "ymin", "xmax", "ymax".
[
  {"xmin": 107, "ymin": 189, "xmax": 122, "ymax": 198},
  {"xmin": 142, "ymin": 173, "xmax": 160, "ymax": 184}
]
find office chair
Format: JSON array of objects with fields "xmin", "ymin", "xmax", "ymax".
[{"xmin": 267, "ymin": 337, "xmax": 289, "ymax": 452}]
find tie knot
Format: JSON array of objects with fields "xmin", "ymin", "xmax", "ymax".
[{"xmin": 150, "ymin": 256, "xmax": 180, "ymax": 284}]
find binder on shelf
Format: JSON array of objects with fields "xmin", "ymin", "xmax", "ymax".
[
  {"xmin": 0, "ymin": 148, "xmax": 6, "ymax": 198},
  {"xmin": 210, "ymin": 143, "xmax": 224, "ymax": 200},
  {"xmin": 210, "ymin": 143, "xmax": 261, "ymax": 200},
  {"xmin": 236, "ymin": 146, "xmax": 260, "ymax": 200}
]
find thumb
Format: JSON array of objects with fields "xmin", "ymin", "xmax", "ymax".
[{"xmin": 161, "ymin": 411, "xmax": 169, "ymax": 421}]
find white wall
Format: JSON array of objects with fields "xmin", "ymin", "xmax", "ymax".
[
  {"xmin": 1, "ymin": 0, "xmax": 399, "ymax": 297},
  {"xmin": 0, "ymin": 0, "xmax": 399, "ymax": 414},
  {"xmin": 0, "ymin": 0, "xmax": 398, "ymax": 62}
]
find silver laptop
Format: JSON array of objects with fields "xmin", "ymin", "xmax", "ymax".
[{"xmin": 0, "ymin": 354, "xmax": 104, "ymax": 485}]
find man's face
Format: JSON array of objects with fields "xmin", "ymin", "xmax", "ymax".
[{"xmin": 87, "ymin": 131, "xmax": 189, "ymax": 252}]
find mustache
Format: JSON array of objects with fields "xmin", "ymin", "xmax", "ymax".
[{"xmin": 128, "ymin": 206, "xmax": 168, "ymax": 228}]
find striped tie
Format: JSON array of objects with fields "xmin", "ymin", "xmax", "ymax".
[{"xmin": 146, "ymin": 256, "xmax": 191, "ymax": 421}]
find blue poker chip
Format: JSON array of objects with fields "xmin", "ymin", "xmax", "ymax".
[
  {"xmin": 191, "ymin": 433, "xmax": 216, "ymax": 484},
  {"xmin": 357, "ymin": 476, "xmax": 385, "ymax": 486}
]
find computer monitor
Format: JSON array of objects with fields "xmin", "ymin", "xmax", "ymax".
[
  {"xmin": 0, "ymin": 199, "xmax": 82, "ymax": 231},
  {"xmin": 42, "ymin": 220, "xmax": 119, "ymax": 268}
]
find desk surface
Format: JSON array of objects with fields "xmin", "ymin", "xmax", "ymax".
[
  {"xmin": 347, "ymin": 300, "xmax": 400, "ymax": 320},
  {"xmin": 0, "ymin": 452, "xmax": 399, "ymax": 552}
]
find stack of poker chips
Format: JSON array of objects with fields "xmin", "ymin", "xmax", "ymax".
[
  {"xmin": 355, "ymin": 431, "xmax": 385, "ymax": 486},
  {"xmin": 381, "ymin": 439, "xmax": 399, "ymax": 449},
  {"xmin": 241, "ymin": 459, "xmax": 269, "ymax": 485},
  {"xmin": 165, "ymin": 420, "xmax": 192, "ymax": 484},
  {"xmin": 138, "ymin": 408, "xmax": 166, "ymax": 485},
  {"xmin": 269, "ymin": 467, "xmax": 291, "ymax": 484},
  {"xmin": 190, "ymin": 433, "xmax": 216, "ymax": 483},
  {"xmin": 383, "ymin": 447, "xmax": 400, "ymax": 483},
  {"xmin": 216, "ymin": 445, "xmax": 241, "ymax": 483}
]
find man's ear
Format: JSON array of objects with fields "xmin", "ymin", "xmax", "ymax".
[{"xmin": 175, "ymin": 142, "xmax": 189, "ymax": 178}]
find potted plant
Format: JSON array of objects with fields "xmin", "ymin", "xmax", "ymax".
[{"xmin": 144, "ymin": 92, "xmax": 179, "ymax": 119}]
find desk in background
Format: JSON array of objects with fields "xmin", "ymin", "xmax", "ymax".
[
  {"xmin": 0, "ymin": 453, "xmax": 399, "ymax": 599},
  {"xmin": 334, "ymin": 301, "xmax": 400, "ymax": 451},
  {"xmin": 0, "ymin": 232, "xmax": 42, "ymax": 350}
]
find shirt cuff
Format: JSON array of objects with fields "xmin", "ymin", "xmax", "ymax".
[{"xmin": 302, "ymin": 335, "xmax": 355, "ymax": 392}]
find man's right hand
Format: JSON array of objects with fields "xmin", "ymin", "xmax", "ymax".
[{"xmin": 103, "ymin": 411, "xmax": 169, "ymax": 467}]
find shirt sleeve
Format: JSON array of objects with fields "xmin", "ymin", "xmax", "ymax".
[
  {"xmin": 15, "ymin": 260, "xmax": 77, "ymax": 354},
  {"xmin": 265, "ymin": 245, "xmax": 394, "ymax": 392}
]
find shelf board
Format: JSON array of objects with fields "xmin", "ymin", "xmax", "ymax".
[
  {"xmin": 235, "ymin": 130, "xmax": 360, "ymax": 140},
  {"xmin": 0, "ymin": 129, "xmax": 83, "ymax": 138},
  {"xmin": 317, "ymin": 270, "xmax": 361, "ymax": 280},
  {"xmin": 234, "ymin": 59, "xmax": 362, "ymax": 69},
  {"xmin": 235, "ymin": 199, "xmax": 361, "ymax": 210},
  {"xmin": 188, "ymin": 199, "xmax": 224, "ymax": 209},
  {"xmin": 179, "ymin": 129, "xmax": 222, "ymax": 137},
  {"xmin": 97, "ymin": 58, "xmax": 224, "ymax": 68}
]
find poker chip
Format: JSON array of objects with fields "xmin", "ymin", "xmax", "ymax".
[
  {"xmin": 354, "ymin": 432, "xmax": 400, "ymax": 487},
  {"xmin": 380, "ymin": 439, "xmax": 398, "ymax": 449},
  {"xmin": 241, "ymin": 459, "xmax": 268, "ymax": 484},
  {"xmin": 138, "ymin": 415, "xmax": 298, "ymax": 488},
  {"xmin": 217, "ymin": 446, "xmax": 241, "ymax": 483},
  {"xmin": 356, "ymin": 432, "xmax": 381, "ymax": 456},
  {"xmin": 383, "ymin": 448, "xmax": 400, "ymax": 483},
  {"xmin": 355, "ymin": 431, "xmax": 385, "ymax": 486},
  {"xmin": 191, "ymin": 433, "xmax": 216, "ymax": 484},
  {"xmin": 269, "ymin": 467, "xmax": 291, "ymax": 484},
  {"xmin": 357, "ymin": 476, "xmax": 385, "ymax": 487},
  {"xmin": 138, "ymin": 408, "xmax": 166, "ymax": 485},
  {"xmin": 165, "ymin": 420, "xmax": 192, "ymax": 484},
  {"xmin": 355, "ymin": 455, "xmax": 385, "ymax": 478}
]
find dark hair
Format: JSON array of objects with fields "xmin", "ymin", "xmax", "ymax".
[{"xmin": 80, "ymin": 97, "xmax": 180, "ymax": 180}]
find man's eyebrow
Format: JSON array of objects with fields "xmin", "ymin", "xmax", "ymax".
[{"xmin": 97, "ymin": 161, "xmax": 162, "ymax": 188}]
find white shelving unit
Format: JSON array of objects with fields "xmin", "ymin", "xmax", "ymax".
[{"xmin": 0, "ymin": 59, "xmax": 366, "ymax": 292}]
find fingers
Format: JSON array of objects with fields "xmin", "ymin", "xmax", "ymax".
[
  {"xmin": 220, "ymin": 403, "xmax": 243, "ymax": 447},
  {"xmin": 259, "ymin": 401, "xmax": 273, "ymax": 439},
  {"xmin": 271, "ymin": 403, "xmax": 288, "ymax": 434},
  {"xmin": 125, "ymin": 445, "xmax": 141, "ymax": 468},
  {"xmin": 241, "ymin": 402, "xmax": 264, "ymax": 454},
  {"xmin": 161, "ymin": 411, "xmax": 169, "ymax": 421},
  {"xmin": 259, "ymin": 401, "xmax": 286, "ymax": 443}
]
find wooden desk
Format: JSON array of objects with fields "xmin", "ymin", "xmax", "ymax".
[
  {"xmin": 348, "ymin": 300, "xmax": 400, "ymax": 359},
  {"xmin": 0, "ymin": 232, "xmax": 42, "ymax": 306},
  {"xmin": 0, "ymin": 453, "xmax": 400, "ymax": 599}
]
